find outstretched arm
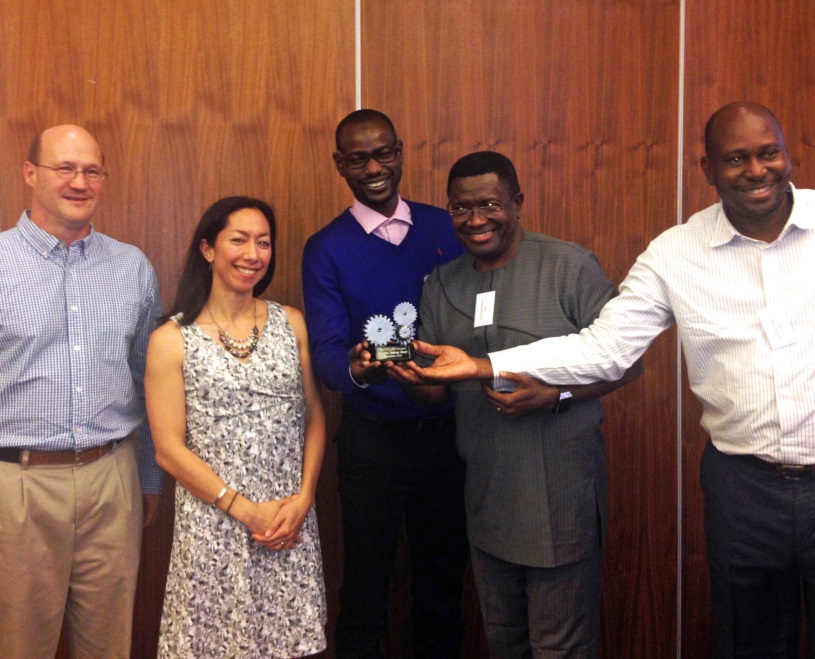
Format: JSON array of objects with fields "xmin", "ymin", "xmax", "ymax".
[{"xmin": 403, "ymin": 340, "xmax": 495, "ymax": 383}]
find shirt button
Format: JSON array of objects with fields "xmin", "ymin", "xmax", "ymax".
[
  {"xmin": 71, "ymin": 305, "xmax": 78, "ymax": 311},
  {"xmin": 74, "ymin": 345, "xmax": 81, "ymax": 351},
  {"xmin": 75, "ymin": 386, "xmax": 83, "ymax": 393}
]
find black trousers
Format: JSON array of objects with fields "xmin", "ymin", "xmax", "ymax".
[
  {"xmin": 701, "ymin": 441, "xmax": 815, "ymax": 659},
  {"xmin": 335, "ymin": 405, "xmax": 468, "ymax": 659}
]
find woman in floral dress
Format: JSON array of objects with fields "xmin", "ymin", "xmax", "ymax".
[{"xmin": 145, "ymin": 196, "xmax": 326, "ymax": 658}]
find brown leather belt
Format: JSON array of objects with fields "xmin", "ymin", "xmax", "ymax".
[{"xmin": 0, "ymin": 440, "xmax": 120, "ymax": 467}]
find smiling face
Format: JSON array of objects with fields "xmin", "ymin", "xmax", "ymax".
[
  {"xmin": 24, "ymin": 125, "xmax": 104, "ymax": 243},
  {"xmin": 448, "ymin": 173, "xmax": 524, "ymax": 271},
  {"xmin": 333, "ymin": 117, "xmax": 403, "ymax": 217},
  {"xmin": 200, "ymin": 208, "xmax": 273, "ymax": 295},
  {"xmin": 701, "ymin": 105, "xmax": 792, "ymax": 238}
]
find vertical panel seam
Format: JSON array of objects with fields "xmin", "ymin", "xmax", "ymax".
[
  {"xmin": 676, "ymin": 0, "xmax": 686, "ymax": 657},
  {"xmin": 355, "ymin": 0, "xmax": 361, "ymax": 109}
]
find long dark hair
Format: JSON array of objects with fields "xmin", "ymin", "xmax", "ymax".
[{"xmin": 167, "ymin": 196, "xmax": 277, "ymax": 326}]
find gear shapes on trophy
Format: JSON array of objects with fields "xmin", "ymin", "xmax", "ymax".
[
  {"xmin": 364, "ymin": 314, "xmax": 396, "ymax": 346},
  {"xmin": 362, "ymin": 302, "xmax": 417, "ymax": 362},
  {"xmin": 397, "ymin": 324, "xmax": 416, "ymax": 343},
  {"xmin": 393, "ymin": 302, "xmax": 418, "ymax": 326}
]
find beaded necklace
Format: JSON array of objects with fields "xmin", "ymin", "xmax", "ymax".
[{"xmin": 206, "ymin": 301, "xmax": 259, "ymax": 359}]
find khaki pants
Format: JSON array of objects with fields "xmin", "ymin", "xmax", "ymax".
[{"xmin": 0, "ymin": 439, "xmax": 142, "ymax": 659}]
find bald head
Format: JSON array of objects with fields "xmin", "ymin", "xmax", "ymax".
[
  {"xmin": 704, "ymin": 102, "xmax": 784, "ymax": 158},
  {"xmin": 28, "ymin": 125, "xmax": 104, "ymax": 166}
]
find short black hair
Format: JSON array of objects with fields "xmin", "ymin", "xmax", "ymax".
[
  {"xmin": 447, "ymin": 151, "xmax": 520, "ymax": 197},
  {"xmin": 335, "ymin": 109, "xmax": 397, "ymax": 151},
  {"xmin": 703, "ymin": 101, "xmax": 783, "ymax": 156}
]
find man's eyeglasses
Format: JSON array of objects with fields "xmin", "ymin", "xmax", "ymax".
[
  {"xmin": 449, "ymin": 201, "xmax": 508, "ymax": 219},
  {"xmin": 34, "ymin": 164, "xmax": 108, "ymax": 182},
  {"xmin": 338, "ymin": 144, "xmax": 401, "ymax": 170}
]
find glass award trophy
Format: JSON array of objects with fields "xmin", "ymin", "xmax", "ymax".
[{"xmin": 363, "ymin": 301, "xmax": 417, "ymax": 362}]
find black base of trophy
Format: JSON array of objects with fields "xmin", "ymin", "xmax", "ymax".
[{"xmin": 371, "ymin": 343, "xmax": 414, "ymax": 363}]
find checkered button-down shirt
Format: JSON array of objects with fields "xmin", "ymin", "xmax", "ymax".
[{"xmin": 0, "ymin": 211, "xmax": 164, "ymax": 493}]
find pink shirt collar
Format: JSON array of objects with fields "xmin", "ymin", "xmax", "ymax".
[{"xmin": 350, "ymin": 197, "xmax": 413, "ymax": 234}]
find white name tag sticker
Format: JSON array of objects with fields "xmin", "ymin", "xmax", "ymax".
[
  {"xmin": 759, "ymin": 306, "xmax": 797, "ymax": 350},
  {"xmin": 474, "ymin": 291, "xmax": 495, "ymax": 328}
]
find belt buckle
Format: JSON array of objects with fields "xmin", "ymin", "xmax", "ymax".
[{"xmin": 778, "ymin": 464, "xmax": 809, "ymax": 480}]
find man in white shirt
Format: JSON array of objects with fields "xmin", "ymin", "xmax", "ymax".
[{"xmin": 399, "ymin": 102, "xmax": 815, "ymax": 658}]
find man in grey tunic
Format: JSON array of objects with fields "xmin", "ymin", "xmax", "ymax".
[{"xmin": 391, "ymin": 151, "xmax": 641, "ymax": 658}]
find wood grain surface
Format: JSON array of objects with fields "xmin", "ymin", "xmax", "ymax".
[{"xmin": 1, "ymin": 1, "xmax": 814, "ymax": 657}]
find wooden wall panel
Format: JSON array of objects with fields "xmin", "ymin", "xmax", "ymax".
[
  {"xmin": 7, "ymin": 0, "xmax": 815, "ymax": 657},
  {"xmin": 0, "ymin": 1, "xmax": 354, "ymax": 657},
  {"xmin": 362, "ymin": 2, "xmax": 680, "ymax": 657},
  {"xmin": 682, "ymin": 1, "xmax": 815, "ymax": 656}
]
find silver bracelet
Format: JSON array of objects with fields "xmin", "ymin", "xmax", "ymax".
[{"xmin": 213, "ymin": 486, "xmax": 229, "ymax": 505}]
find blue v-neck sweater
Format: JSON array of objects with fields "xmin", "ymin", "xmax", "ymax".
[{"xmin": 302, "ymin": 200, "xmax": 463, "ymax": 420}]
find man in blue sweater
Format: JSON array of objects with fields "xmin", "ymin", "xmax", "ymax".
[{"xmin": 302, "ymin": 109, "xmax": 468, "ymax": 658}]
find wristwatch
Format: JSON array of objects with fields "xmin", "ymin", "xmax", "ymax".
[{"xmin": 553, "ymin": 390, "xmax": 573, "ymax": 415}]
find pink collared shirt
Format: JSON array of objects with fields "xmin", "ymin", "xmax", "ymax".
[{"xmin": 350, "ymin": 197, "xmax": 413, "ymax": 246}]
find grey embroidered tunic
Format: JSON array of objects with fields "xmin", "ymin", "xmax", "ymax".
[
  {"xmin": 419, "ymin": 232, "xmax": 615, "ymax": 568},
  {"xmin": 158, "ymin": 301, "xmax": 326, "ymax": 658}
]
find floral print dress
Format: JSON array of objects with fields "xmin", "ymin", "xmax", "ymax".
[{"xmin": 158, "ymin": 301, "xmax": 326, "ymax": 658}]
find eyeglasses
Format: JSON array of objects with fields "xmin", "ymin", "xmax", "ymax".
[
  {"xmin": 34, "ymin": 164, "xmax": 108, "ymax": 182},
  {"xmin": 339, "ymin": 144, "xmax": 402, "ymax": 170},
  {"xmin": 449, "ymin": 201, "xmax": 509, "ymax": 219}
]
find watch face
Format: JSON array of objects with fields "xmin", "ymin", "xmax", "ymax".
[{"xmin": 555, "ymin": 391, "xmax": 573, "ymax": 414}]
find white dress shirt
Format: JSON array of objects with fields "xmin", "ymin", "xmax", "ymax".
[{"xmin": 490, "ymin": 185, "xmax": 815, "ymax": 463}]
